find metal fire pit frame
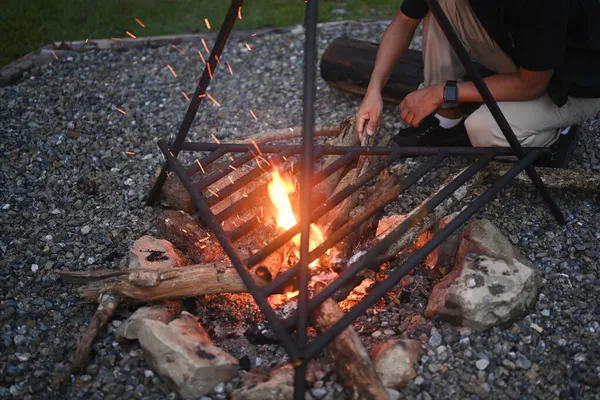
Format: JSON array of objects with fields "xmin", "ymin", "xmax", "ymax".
[{"xmin": 147, "ymin": 0, "xmax": 565, "ymax": 398}]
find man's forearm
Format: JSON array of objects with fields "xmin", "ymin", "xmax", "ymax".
[
  {"xmin": 367, "ymin": 11, "xmax": 420, "ymax": 93},
  {"xmin": 456, "ymin": 70, "xmax": 553, "ymax": 103}
]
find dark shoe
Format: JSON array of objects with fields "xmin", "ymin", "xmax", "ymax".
[
  {"xmin": 392, "ymin": 115, "xmax": 471, "ymax": 147},
  {"xmin": 535, "ymin": 125, "xmax": 580, "ymax": 168}
]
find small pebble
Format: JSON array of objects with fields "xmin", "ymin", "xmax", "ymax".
[
  {"xmin": 144, "ymin": 370, "xmax": 154, "ymax": 379},
  {"xmin": 428, "ymin": 327, "xmax": 442, "ymax": 347},
  {"xmin": 476, "ymin": 359, "xmax": 490, "ymax": 370},
  {"xmin": 81, "ymin": 225, "xmax": 92, "ymax": 235},
  {"xmin": 31, "ymin": 264, "xmax": 39, "ymax": 273},
  {"xmin": 371, "ymin": 330, "xmax": 382, "ymax": 338},
  {"xmin": 311, "ymin": 387, "xmax": 328, "ymax": 399}
]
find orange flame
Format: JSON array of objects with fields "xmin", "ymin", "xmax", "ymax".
[{"xmin": 267, "ymin": 169, "xmax": 325, "ymax": 267}]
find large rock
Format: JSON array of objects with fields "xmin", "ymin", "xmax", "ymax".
[
  {"xmin": 370, "ymin": 339, "xmax": 421, "ymax": 390},
  {"xmin": 425, "ymin": 219, "xmax": 542, "ymax": 330},
  {"xmin": 129, "ymin": 235, "xmax": 189, "ymax": 270},
  {"xmin": 115, "ymin": 302, "xmax": 181, "ymax": 341},
  {"xmin": 231, "ymin": 364, "xmax": 294, "ymax": 400},
  {"xmin": 137, "ymin": 312, "xmax": 239, "ymax": 399}
]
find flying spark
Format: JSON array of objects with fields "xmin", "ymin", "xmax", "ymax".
[
  {"xmin": 85, "ymin": 38, "xmax": 89, "ymax": 44},
  {"xmin": 111, "ymin": 38, "xmax": 122, "ymax": 41},
  {"xmin": 51, "ymin": 51, "xmax": 59, "ymax": 60},
  {"xmin": 251, "ymin": 33, "xmax": 257, "ymax": 36},
  {"xmin": 115, "ymin": 107, "xmax": 126, "ymax": 115},
  {"xmin": 245, "ymin": 43, "xmax": 252, "ymax": 51},
  {"xmin": 201, "ymin": 38, "xmax": 210, "ymax": 53},
  {"xmin": 125, "ymin": 151, "xmax": 135, "ymax": 155},
  {"xmin": 135, "ymin": 18, "xmax": 146, "ymax": 28},
  {"xmin": 228, "ymin": 176, "xmax": 235, "ymax": 184},
  {"xmin": 204, "ymin": 18, "xmax": 211, "ymax": 30},
  {"xmin": 206, "ymin": 93, "xmax": 221, "ymax": 107},
  {"xmin": 237, "ymin": 6, "xmax": 242, "ymax": 19},
  {"xmin": 289, "ymin": 127, "xmax": 294, "ymax": 132},
  {"xmin": 229, "ymin": 165, "xmax": 237, "ymax": 171},
  {"xmin": 182, "ymin": 91, "xmax": 190, "ymax": 102},
  {"xmin": 250, "ymin": 110, "xmax": 257, "ymax": 120},
  {"xmin": 207, "ymin": 63, "xmax": 213, "ymax": 79},
  {"xmin": 197, "ymin": 50, "xmax": 206, "ymax": 64},
  {"xmin": 172, "ymin": 45, "xmax": 185, "ymax": 55},
  {"xmin": 195, "ymin": 159, "xmax": 206, "ymax": 174},
  {"xmin": 125, "ymin": 31, "xmax": 136, "ymax": 39},
  {"xmin": 226, "ymin": 62, "xmax": 233, "ymax": 76},
  {"xmin": 208, "ymin": 189, "xmax": 219, "ymax": 197},
  {"xmin": 229, "ymin": 156, "xmax": 235, "ymax": 161},
  {"xmin": 251, "ymin": 139, "xmax": 262, "ymax": 155},
  {"xmin": 211, "ymin": 133, "xmax": 221, "ymax": 144},
  {"xmin": 214, "ymin": 55, "xmax": 220, "ymax": 64},
  {"xmin": 167, "ymin": 64, "xmax": 177, "ymax": 78}
]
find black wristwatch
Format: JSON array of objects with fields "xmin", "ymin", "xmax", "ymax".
[{"xmin": 443, "ymin": 80, "xmax": 459, "ymax": 105}]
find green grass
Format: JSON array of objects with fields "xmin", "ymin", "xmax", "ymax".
[{"xmin": 0, "ymin": 0, "xmax": 400, "ymax": 67}]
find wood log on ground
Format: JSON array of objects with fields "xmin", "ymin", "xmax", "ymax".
[
  {"xmin": 72, "ymin": 293, "xmax": 119, "ymax": 372},
  {"xmin": 321, "ymin": 37, "xmax": 493, "ymax": 104},
  {"xmin": 230, "ymin": 126, "xmax": 340, "ymax": 145},
  {"xmin": 311, "ymin": 283, "xmax": 388, "ymax": 400},
  {"xmin": 59, "ymin": 260, "xmax": 276, "ymax": 303},
  {"xmin": 480, "ymin": 162, "xmax": 600, "ymax": 193},
  {"xmin": 115, "ymin": 302, "xmax": 182, "ymax": 341}
]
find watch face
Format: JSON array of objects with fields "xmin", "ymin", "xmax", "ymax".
[{"xmin": 445, "ymin": 86, "xmax": 458, "ymax": 102}]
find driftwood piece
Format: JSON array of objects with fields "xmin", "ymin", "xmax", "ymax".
[
  {"xmin": 312, "ymin": 117, "xmax": 361, "ymax": 207},
  {"xmin": 321, "ymin": 37, "xmax": 493, "ymax": 104},
  {"xmin": 61, "ymin": 261, "xmax": 273, "ymax": 303},
  {"xmin": 72, "ymin": 293, "xmax": 119, "ymax": 372},
  {"xmin": 311, "ymin": 284, "xmax": 388, "ymax": 400},
  {"xmin": 481, "ymin": 162, "xmax": 600, "ymax": 193}
]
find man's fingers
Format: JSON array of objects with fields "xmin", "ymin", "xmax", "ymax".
[
  {"xmin": 366, "ymin": 117, "xmax": 379, "ymax": 136},
  {"xmin": 356, "ymin": 114, "xmax": 368, "ymax": 141}
]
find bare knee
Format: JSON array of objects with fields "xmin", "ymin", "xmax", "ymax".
[{"xmin": 465, "ymin": 107, "xmax": 506, "ymax": 147}]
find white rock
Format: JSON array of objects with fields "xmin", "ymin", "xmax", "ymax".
[
  {"xmin": 475, "ymin": 359, "xmax": 490, "ymax": 370},
  {"xmin": 370, "ymin": 339, "xmax": 421, "ymax": 390},
  {"xmin": 31, "ymin": 264, "xmax": 39, "ymax": 273},
  {"xmin": 80, "ymin": 225, "xmax": 91, "ymax": 235}
]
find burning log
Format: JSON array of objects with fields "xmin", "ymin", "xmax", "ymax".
[
  {"xmin": 311, "ymin": 283, "xmax": 389, "ymax": 400},
  {"xmin": 72, "ymin": 293, "xmax": 119, "ymax": 372},
  {"xmin": 59, "ymin": 261, "xmax": 276, "ymax": 303}
]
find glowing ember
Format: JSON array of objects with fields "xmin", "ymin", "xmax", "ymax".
[
  {"xmin": 167, "ymin": 64, "xmax": 177, "ymax": 78},
  {"xmin": 227, "ymin": 62, "xmax": 233, "ymax": 76},
  {"xmin": 51, "ymin": 51, "xmax": 59, "ymax": 60},
  {"xmin": 207, "ymin": 63, "xmax": 213, "ymax": 79},
  {"xmin": 195, "ymin": 159, "xmax": 206, "ymax": 174},
  {"xmin": 245, "ymin": 43, "xmax": 252, "ymax": 51},
  {"xmin": 211, "ymin": 133, "xmax": 221, "ymax": 144},
  {"xmin": 206, "ymin": 93, "xmax": 221, "ymax": 107},
  {"xmin": 250, "ymin": 110, "xmax": 258, "ymax": 120},
  {"xmin": 201, "ymin": 38, "xmax": 210, "ymax": 53},
  {"xmin": 181, "ymin": 91, "xmax": 190, "ymax": 102},
  {"xmin": 237, "ymin": 6, "xmax": 242, "ymax": 19},
  {"xmin": 267, "ymin": 169, "xmax": 325, "ymax": 267},
  {"xmin": 135, "ymin": 18, "xmax": 146, "ymax": 28},
  {"xmin": 286, "ymin": 290, "xmax": 299, "ymax": 299},
  {"xmin": 125, "ymin": 151, "xmax": 135, "ymax": 155},
  {"xmin": 172, "ymin": 45, "xmax": 185, "ymax": 55},
  {"xmin": 115, "ymin": 107, "xmax": 126, "ymax": 115},
  {"xmin": 125, "ymin": 31, "xmax": 136, "ymax": 39},
  {"xmin": 204, "ymin": 18, "xmax": 211, "ymax": 30},
  {"xmin": 197, "ymin": 50, "xmax": 206, "ymax": 64}
]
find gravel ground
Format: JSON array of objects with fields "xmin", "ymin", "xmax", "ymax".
[{"xmin": 1, "ymin": 20, "xmax": 599, "ymax": 400}]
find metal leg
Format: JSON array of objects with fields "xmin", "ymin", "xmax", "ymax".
[
  {"xmin": 146, "ymin": 0, "xmax": 245, "ymax": 206},
  {"xmin": 424, "ymin": 0, "xmax": 566, "ymax": 225}
]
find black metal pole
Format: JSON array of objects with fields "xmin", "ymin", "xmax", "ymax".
[
  {"xmin": 146, "ymin": 0, "xmax": 244, "ymax": 206},
  {"xmin": 424, "ymin": 0, "xmax": 565, "ymax": 225},
  {"xmin": 304, "ymin": 150, "xmax": 541, "ymax": 360},
  {"xmin": 295, "ymin": 0, "xmax": 318, "ymax": 398}
]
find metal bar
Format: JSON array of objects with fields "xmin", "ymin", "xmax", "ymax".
[
  {"xmin": 262, "ymin": 153, "xmax": 448, "ymax": 296},
  {"xmin": 217, "ymin": 149, "xmax": 350, "ymax": 225},
  {"xmin": 205, "ymin": 148, "xmax": 298, "ymax": 207},
  {"xmin": 304, "ymin": 150, "xmax": 541, "ymax": 360},
  {"xmin": 185, "ymin": 147, "xmax": 229, "ymax": 176},
  {"xmin": 157, "ymin": 139, "xmax": 300, "ymax": 359},
  {"xmin": 179, "ymin": 142, "xmax": 551, "ymax": 155},
  {"xmin": 146, "ymin": 0, "xmax": 244, "ymax": 205},
  {"xmin": 194, "ymin": 151, "xmax": 256, "ymax": 190},
  {"xmin": 279, "ymin": 152, "xmax": 496, "ymax": 331},
  {"xmin": 425, "ymin": 0, "xmax": 565, "ymax": 225},
  {"xmin": 245, "ymin": 148, "xmax": 408, "ymax": 268},
  {"xmin": 296, "ymin": 1, "xmax": 318, "ymax": 393}
]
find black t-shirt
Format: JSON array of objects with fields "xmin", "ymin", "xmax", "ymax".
[{"xmin": 400, "ymin": 0, "xmax": 600, "ymax": 99}]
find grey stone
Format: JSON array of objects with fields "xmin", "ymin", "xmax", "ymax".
[
  {"xmin": 425, "ymin": 219, "xmax": 543, "ymax": 330},
  {"xmin": 475, "ymin": 359, "xmax": 490, "ymax": 370},
  {"xmin": 370, "ymin": 339, "xmax": 421, "ymax": 390},
  {"xmin": 428, "ymin": 328, "xmax": 442, "ymax": 347}
]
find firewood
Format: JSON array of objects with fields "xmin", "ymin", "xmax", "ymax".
[
  {"xmin": 72, "ymin": 293, "xmax": 119, "ymax": 372},
  {"xmin": 311, "ymin": 283, "xmax": 388, "ymax": 400},
  {"xmin": 60, "ymin": 261, "xmax": 274, "ymax": 303},
  {"xmin": 230, "ymin": 126, "xmax": 340, "ymax": 145},
  {"xmin": 480, "ymin": 162, "xmax": 600, "ymax": 193},
  {"xmin": 115, "ymin": 302, "xmax": 182, "ymax": 341}
]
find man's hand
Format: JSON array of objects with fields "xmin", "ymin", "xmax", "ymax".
[
  {"xmin": 399, "ymin": 83, "xmax": 444, "ymax": 127},
  {"xmin": 355, "ymin": 90, "xmax": 383, "ymax": 141}
]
